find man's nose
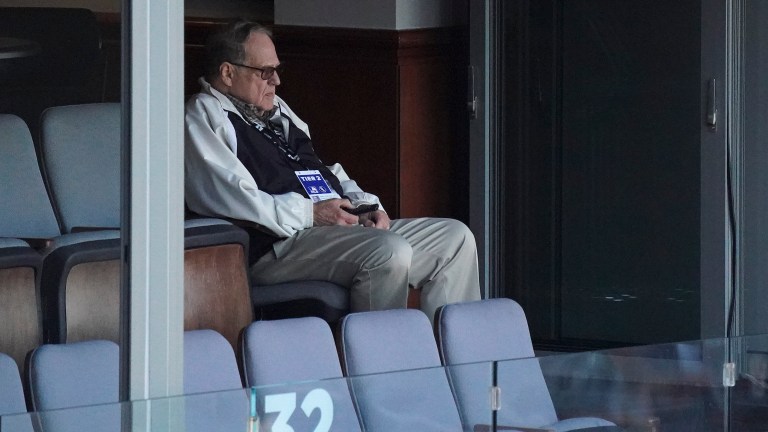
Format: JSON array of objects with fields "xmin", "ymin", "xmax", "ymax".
[{"xmin": 270, "ymin": 71, "xmax": 281, "ymax": 86}]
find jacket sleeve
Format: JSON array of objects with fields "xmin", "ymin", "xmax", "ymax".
[{"xmin": 184, "ymin": 94, "xmax": 314, "ymax": 237}]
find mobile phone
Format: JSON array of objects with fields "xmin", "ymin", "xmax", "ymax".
[{"xmin": 343, "ymin": 203, "xmax": 379, "ymax": 215}]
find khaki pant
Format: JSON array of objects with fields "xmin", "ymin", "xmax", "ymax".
[{"xmin": 250, "ymin": 218, "xmax": 481, "ymax": 322}]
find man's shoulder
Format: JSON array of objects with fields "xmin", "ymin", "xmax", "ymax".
[{"xmin": 186, "ymin": 91, "xmax": 220, "ymax": 110}]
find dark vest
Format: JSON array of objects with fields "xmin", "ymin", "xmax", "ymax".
[{"xmin": 228, "ymin": 112, "xmax": 344, "ymax": 263}]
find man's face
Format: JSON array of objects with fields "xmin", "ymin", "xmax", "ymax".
[{"xmin": 225, "ymin": 31, "xmax": 281, "ymax": 112}]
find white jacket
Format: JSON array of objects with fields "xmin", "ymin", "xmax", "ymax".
[{"xmin": 184, "ymin": 78, "xmax": 381, "ymax": 238}]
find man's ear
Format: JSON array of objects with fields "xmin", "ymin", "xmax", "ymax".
[{"xmin": 219, "ymin": 62, "xmax": 234, "ymax": 87}]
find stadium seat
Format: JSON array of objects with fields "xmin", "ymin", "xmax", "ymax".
[
  {"xmin": 241, "ymin": 317, "xmax": 362, "ymax": 431},
  {"xmin": 435, "ymin": 298, "xmax": 618, "ymax": 431},
  {"xmin": 339, "ymin": 309, "xmax": 463, "ymax": 431},
  {"xmin": 0, "ymin": 114, "xmax": 60, "ymax": 240},
  {"xmin": 0, "ymin": 352, "xmax": 33, "ymax": 431},
  {"xmin": 183, "ymin": 329, "xmax": 250, "ymax": 432},
  {"xmin": 27, "ymin": 339, "xmax": 121, "ymax": 432},
  {"xmin": 0, "ymin": 352, "xmax": 27, "ymax": 416}
]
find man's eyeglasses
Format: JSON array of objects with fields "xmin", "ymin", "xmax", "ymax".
[{"xmin": 229, "ymin": 62, "xmax": 284, "ymax": 80}]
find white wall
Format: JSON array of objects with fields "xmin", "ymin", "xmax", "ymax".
[{"xmin": 275, "ymin": 0, "xmax": 466, "ymax": 29}]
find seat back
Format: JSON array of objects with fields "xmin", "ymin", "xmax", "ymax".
[
  {"xmin": 242, "ymin": 317, "xmax": 361, "ymax": 431},
  {"xmin": 340, "ymin": 309, "xmax": 462, "ymax": 431},
  {"xmin": 27, "ymin": 339, "xmax": 119, "ymax": 411},
  {"xmin": 184, "ymin": 329, "xmax": 243, "ymax": 394},
  {"xmin": 39, "ymin": 105, "xmax": 253, "ymax": 349},
  {"xmin": 40, "ymin": 103, "xmax": 121, "ymax": 233},
  {"xmin": 436, "ymin": 297, "xmax": 536, "ymax": 364},
  {"xmin": 0, "ymin": 114, "xmax": 60, "ymax": 239},
  {"xmin": 0, "ymin": 352, "xmax": 33, "ymax": 431},
  {"xmin": 0, "ymin": 238, "xmax": 43, "ymax": 371},
  {"xmin": 184, "ymin": 329, "xmax": 250, "ymax": 432},
  {"xmin": 27, "ymin": 339, "xmax": 121, "ymax": 432},
  {"xmin": 0, "ymin": 352, "xmax": 26, "ymax": 416},
  {"xmin": 437, "ymin": 299, "xmax": 616, "ymax": 431}
]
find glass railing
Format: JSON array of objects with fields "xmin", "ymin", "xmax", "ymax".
[{"xmin": 2, "ymin": 335, "xmax": 767, "ymax": 431}]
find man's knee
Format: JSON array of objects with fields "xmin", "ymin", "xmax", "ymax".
[
  {"xmin": 441, "ymin": 219, "xmax": 477, "ymax": 252},
  {"xmin": 362, "ymin": 232, "xmax": 413, "ymax": 271}
]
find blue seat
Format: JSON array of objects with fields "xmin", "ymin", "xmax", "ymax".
[
  {"xmin": 184, "ymin": 329, "xmax": 249, "ymax": 432},
  {"xmin": 184, "ymin": 329, "xmax": 243, "ymax": 394},
  {"xmin": 435, "ymin": 298, "xmax": 618, "ymax": 431},
  {"xmin": 0, "ymin": 114, "xmax": 54, "ymax": 367},
  {"xmin": 339, "ymin": 309, "xmax": 463, "ymax": 431},
  {"xmin": 0, "ymin": 352, "xmax": 27, "ymax": 416},
  {"xmin": 40, "ymin": 103, "xmax": 253, "ymax": 348},
  {"xmin": 0, "ymin": 114, "xmax": 60, "ymax": 239},
  {"xmin": 242, "ymin": 317, "xmax": 361, "ymax": 431},
  {"xmin": 40, "ymin": 103, "xmax": 121, "ymax": 233},
  {"xmin": 27, "ymin": 332, "xmax": 248, "ymax": 432},
  {"xmin": 0, "ymin": 352, "xmax": 33, "ymax": 431},
  {"xmin": 27, "ymin": 339, "xmax": 121, "ymax": 432}
]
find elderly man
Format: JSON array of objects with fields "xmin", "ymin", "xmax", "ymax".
[{"xmin": 184, "ymin": 19, "xmax": 480, "ymax": 321}]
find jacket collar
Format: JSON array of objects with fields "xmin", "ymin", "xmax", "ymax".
[{"xmin": 198, "ymin": 77, "xmax": 284, "ymax": 124}]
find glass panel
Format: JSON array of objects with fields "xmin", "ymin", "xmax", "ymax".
[
  {"xmin": 536, "ymin": 341, "xmax": 726, "ymax": 431},
  {"xmin": 2, "ymin": 338, "xmax": 768, "ymax": 431},
  {"xmin": 742, "ymin": 0, "xmax": 768, "ymax": 336}
]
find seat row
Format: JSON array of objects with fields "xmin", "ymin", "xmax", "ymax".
[
  {"xmin": 0, "ymin": 107, "xmax": 348, "ymax": 371},
  {"xmin": 1, "ymin": 299, "xmax": 618, "ymax": 431}
]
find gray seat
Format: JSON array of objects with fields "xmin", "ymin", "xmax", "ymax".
[
  {"xmin": 339, "ymin": 309, "xmax": 463, "ymax": 431},
  {"xmin": 0, "ymin": 352, "xmax": 33, "ymax": 431},
  {"xmin": 242, "ymin": 317, "xmax": 362, "ymax": 431},
  {"xmin": 0, "ymin": 352, "xmax": 27, "ymax": 416},
  {"xmin": 0, "ymin": 114, "xmax": 60, "ymax": 239},
  {"xmin": 39, "ymin": 105, "xmax": 254, "ymax": 348},
  {"xmin": 40, "ymin": 103, "xmax": 121, "ymax": 233},
  {"xmin": 184, "ymin": 329, "xmax": 243, "ymax": 394},
  {"xmin": 0, "ymin": 114, "xmax": 54, "ymax": 369},
  {"xmin": 435, "ymin": 298, "xmax": 618, "ymax": 431},
  {"xmin": 183, "ymin": 329, "xmax": 249, "ymax": 432},
  {"xmin": 27, "ymin": 339, "xmax": 121, "ymax": 432}
]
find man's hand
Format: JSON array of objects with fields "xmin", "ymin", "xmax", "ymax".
[
  {"xmin": 313, "ymin": 198, "xmax": 359, "ymax": 226},
  {"xmin": 358, "ymin": 210, "xmax": 390, "ymax": 230}
]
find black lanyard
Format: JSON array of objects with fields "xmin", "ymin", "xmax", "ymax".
[{"xmin": 251, "ymin": 119, "xmax": 308, "ymax": 169}]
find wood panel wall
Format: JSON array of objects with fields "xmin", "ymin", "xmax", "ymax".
[{"xmin": 98, "ymin": 16, "xmax": 469, "ymax": 221}]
